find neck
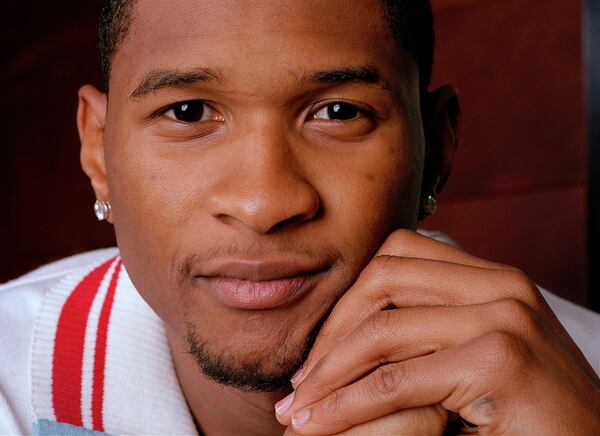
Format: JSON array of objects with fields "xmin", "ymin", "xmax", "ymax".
[{"xmin": 166, "ymin": 328, "xmax": 289, "ymax": 436}]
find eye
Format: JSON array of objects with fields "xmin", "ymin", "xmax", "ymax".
[
  {"xmin": 312, "ymin": 102, "xmax": 361, "ymax": 121},
  {"xmin": 163, "ymin": 100, "xmax": 216, "ymax": 122}
]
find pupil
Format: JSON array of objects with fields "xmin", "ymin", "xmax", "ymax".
[
  {"xmin": 327, "ymin": 103, "xmax": 358, "ymax": 120},
  {"xmin": 173, "ymin": 101, "xmax": 204, "ymax": 122}
]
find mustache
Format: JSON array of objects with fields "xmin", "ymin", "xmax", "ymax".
[{"xmin": 175, "ymin": 237, "xmax": 344, "ymax": 277}]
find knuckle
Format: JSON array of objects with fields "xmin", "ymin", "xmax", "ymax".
[
  {"xmin": 322, "ymin": 389, "xmax": 345, "ymax": 418},
  {"xmin": 507, "ymin": 268, "xmax": 529, "ymax": 285},
  {"xmin": 504, "ymin": 270, "xmax": 540, "ymax": 303},
  {"xmin": 357, "ymin": 257, "xmax": 398, "ymax": 307},
  {"xmin": 370, "ymin": 363, "xmax": 403, "ymax": 399},
  {"xmin": 494, "ymin": 298, "xmax": 537, "ymax": 333},
  {"xmin": 480, "ymin": 330, "xmax": 531, "ymax": 374}
]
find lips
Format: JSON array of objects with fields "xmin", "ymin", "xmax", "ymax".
[{"xmin": 193, "ymin": 260, "xmax": 329, "ymax": 310}]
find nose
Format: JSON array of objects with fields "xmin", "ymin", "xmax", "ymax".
[{"xmin": 206, "ymin": 130, "xmax": 321, "ymax": 234}]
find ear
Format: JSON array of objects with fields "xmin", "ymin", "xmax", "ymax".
[
  {"xmin": 77, "ymin": 85, "xmax": 112, "ymax": 223},
  {"xmin": 419, "ymin": 84, "xmax": 461, "ymax": 219}
]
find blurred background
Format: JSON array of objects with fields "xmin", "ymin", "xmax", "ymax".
[{"xmin": 1, "ymin": 0, "xmax": 597, "ymax": 311}]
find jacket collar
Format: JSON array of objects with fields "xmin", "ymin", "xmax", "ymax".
[{"xmin": 31, "ymin": 253, "xmax": 197, "ymax": 434}]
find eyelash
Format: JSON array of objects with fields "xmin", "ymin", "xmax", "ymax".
[
  {"xmin": 311, "ymin": 101, "xmax": 375, "ymax": 121},
  {"xmin": 156, "ymin": 100, "xmax": 217, "ymax": 123},
  {"xmin": 156, "ymin": 100, "xmax": 375, "ymax": 123}
]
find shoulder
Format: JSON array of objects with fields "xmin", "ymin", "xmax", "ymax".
[
  {"xmin": 2, "ymin": 248, "xmax": 120, "ymax": 288},
  {"xmin": 540, "ymin": 288, "xmax": 600, "ymax": 375},
  {"xmin": 0, "ymin": 248, "xmax": 118, "ymax": 434}
]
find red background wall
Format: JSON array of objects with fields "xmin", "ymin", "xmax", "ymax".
[
  {"xmin": 1, "ymin": 1, "xmax": 589, "ymax": 307},
  {"xmin": 422, "ymin": 0, "xmax": 588, "ymax": 306}
]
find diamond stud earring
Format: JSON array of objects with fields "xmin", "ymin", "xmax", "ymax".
[
  {"xmin": 422, "ymin": 194, "xmax": 438, "ymax": 216},
  {"xmin": 94, "ymin": 200, "xmax": 111, "ymax": 221}
]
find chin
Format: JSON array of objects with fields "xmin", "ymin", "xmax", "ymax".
[{"xmin": 182, "ymin": 310, "xmax": 325, "ymax": 392}]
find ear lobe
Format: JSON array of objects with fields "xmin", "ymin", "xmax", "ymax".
[
  {"xmin": 422, "ymin": 84, "xmax": 461, "ymax": 196},
  {"xmin": 77, "ymin": 85, "xmax": 110, "ymax": 218}
]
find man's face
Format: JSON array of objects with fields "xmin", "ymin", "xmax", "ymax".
[{"xmin": 102, "ymin": 0, "xmax": 424, "ymax": 389}]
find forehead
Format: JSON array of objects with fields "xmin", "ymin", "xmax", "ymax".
[{"xmin": 111, "ymin": 0, "xmax": 415, "ymax": 96}]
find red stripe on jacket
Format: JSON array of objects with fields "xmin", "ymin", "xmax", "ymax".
[
  {"xmin": 92, "ymin": 260, "xmax": 122, "ymax": 431},
  {"xmin": 51, "ymin": 257, "xmax": 117, "ymax": 426}
]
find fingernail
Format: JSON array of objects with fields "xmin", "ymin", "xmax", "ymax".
[
  {"xmin": 292, "ymin": 408, "xmax": 311, "ymax": 428},
  {"xmin": 290, "ymin": 363, "xmax": 306, "ymax": 384},
  {"xmin": 275, "ymin": 391, "xmax": 295, "ymax": 415}
]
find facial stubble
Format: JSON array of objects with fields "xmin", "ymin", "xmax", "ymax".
[{"xmin": 184, "ymin": 315, "xmax": 326, "ymax": 392}]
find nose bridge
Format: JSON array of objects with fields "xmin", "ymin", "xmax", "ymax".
[
  {"xmin": 206, "ymin": 118, "xmax": 320, "ymax": 234},
  {"xmin": 243, "ymin": 118, "xmax": 296, "ymax": 177}
]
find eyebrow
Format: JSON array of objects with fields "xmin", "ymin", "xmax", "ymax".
[
  {"xmin": 129, "ymin": 65, "xmax": 386, "ymax": 100},
  {"xmin": 303, "ymin": 66, "xmax": 382, "ymax": 85},
  {"xmin": 129, "ymin": 68, "xmax": 220, "ymax": 99}
]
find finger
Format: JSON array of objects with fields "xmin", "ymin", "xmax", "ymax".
[
  {"xmin": 280, "ymin": 300, "xmax": 540, "ymax": 425},
  {"xmin": 294, "ymin": 257, "xmax": 543, "ymax": 386},
  {"xmin": 312, "ymin": 252, "xmax": 585, "ymax": 378},
  {"xmin": 331, "ymin": 255, "xmax": 541, "ymax": 314},
  {"xmin": 286, "ymin": 331, "xmax": 531, "ymax": 435},
  {"xmin": 334, "ymin": 405, "xmax": 447, "ymax": 436},
  {"xmin": 377, "ymin": 228, "xmax": 516, "ymax": 272},
  {"xmin": 294, "ymin": 229, "xmax": 524, "ymax": 387}
]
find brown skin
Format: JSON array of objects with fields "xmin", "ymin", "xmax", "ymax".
[{"xmin": 78, "ymin": 0, "xmax": 599, "ymax": 434}]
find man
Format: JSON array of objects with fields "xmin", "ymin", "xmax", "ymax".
[{"xmin": 1, "ymin": 0, "xmax": 598, "ymax": 434}]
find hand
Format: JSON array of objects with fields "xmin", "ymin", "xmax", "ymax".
[
  {"xmin": 275, "ymin": 229, "xmax": 600, "ymax": 434},
  {"xmin": 282, "ymin": 406, "xmax": 447, "ymax": 436}
]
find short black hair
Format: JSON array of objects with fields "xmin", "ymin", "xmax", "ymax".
[
  {"xmin": 98, "ymin": 0, "xmax": 135, "ymax": 90},
  {"xmin": 98, "ymin": 0, "xmax": 434, "ymax": 93}
]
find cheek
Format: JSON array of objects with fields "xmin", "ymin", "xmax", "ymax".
[
  {"xmin": 108, "ymin": 155, "xmax": 184, "ymax": 246},
  {"xmin": 103, "ymin": 135, "xmax": 206, "ymax": 324},
  {"xmin": 322, "ymin": 139, "xmax": 422, "ymax": 261},
  {"xmin": 105, "ymin": 126, "xmax": 217, "ymax": 243}
]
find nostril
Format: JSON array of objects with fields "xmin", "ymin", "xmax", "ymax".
[{"xmin": 268, "ymin": 208, "xmax": 321, "ymax": 233}]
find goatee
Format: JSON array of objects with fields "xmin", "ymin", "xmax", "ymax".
[{"xmin": 184, "ymin": 320, "xmax": 322, "ymax": 392}]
